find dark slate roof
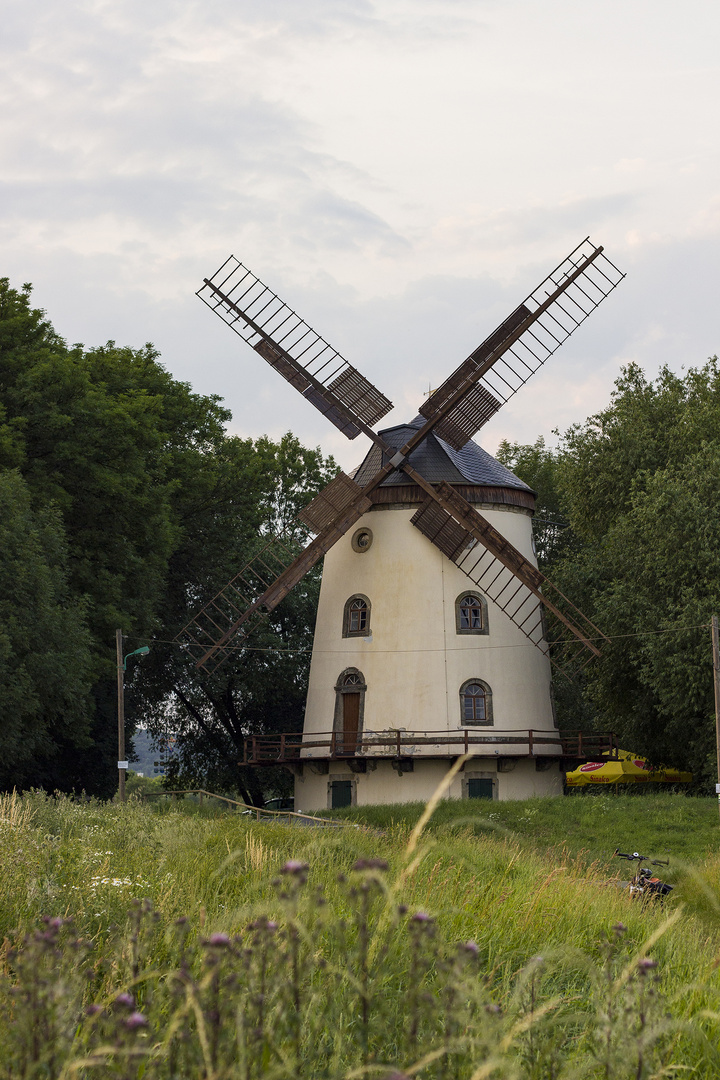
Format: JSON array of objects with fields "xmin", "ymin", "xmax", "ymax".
[{"xmin": 352, "ymin": 416, "xmax": 533, "ymax": 492}]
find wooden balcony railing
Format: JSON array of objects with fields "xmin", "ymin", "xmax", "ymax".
[{"xmin": 243, "ymin": 729, "xmax": 617, "ymax": 766}]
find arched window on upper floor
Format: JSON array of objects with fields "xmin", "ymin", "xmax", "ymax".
[
  {"xmin": 456, "ymin": 592, "xmax": 489, "ymax": 635},
  {"xmin": 343, "ymin": 595, "xmax": 370, "ymax": 638},
  {"xmin": 460, "ymin": 679, "xmax": 493, "ymax": 726}
]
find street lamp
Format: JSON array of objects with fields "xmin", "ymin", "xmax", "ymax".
[{"xmin": 115, "ymin": 630, "xmax": 150, "ymax": 803}]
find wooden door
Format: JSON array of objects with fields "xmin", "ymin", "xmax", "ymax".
[{"xmin": 341, "ymin": 692, "xmax": 360, "ymax": 754}]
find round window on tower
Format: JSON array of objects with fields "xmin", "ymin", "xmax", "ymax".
[{"xmin": 351, "ymin": 528, "xmax": 373, "ymax": 553}]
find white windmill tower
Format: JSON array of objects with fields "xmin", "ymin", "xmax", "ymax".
[
  {"xmin": 179, "ymin": 239, "xmax": 624, "ymax": 810},
  {"xmin": 297, "ymin": 421, "xmax": 559, "ymax": 810}
]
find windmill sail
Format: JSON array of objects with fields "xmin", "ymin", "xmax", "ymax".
[
  {"xmin": 185, "ymin": 239, "xmax": 623, "ymax": 678},
  {"xmin": 410, "ymin": 481, "xmax": 607, "ymax": 674},
  {"xmin": 176, "ymin": 485, "xmax": 379, "ymax": 672},
  {"xmin": 419, "ymin": 239, "xmax": 625, "ymax": 450},
  {"xmin": 298, "ymin": 472, "xmax": 365, "ymax": 533},
  {"xmin": 198, "ymin": 257, "xmax": 393, "ymax": 439},
  {"xmin": 174, "ymin": 536, "xmax": 297, "ymax": 672}
]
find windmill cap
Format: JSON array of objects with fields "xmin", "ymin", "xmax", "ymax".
[{"xmin": 352, "ymin": 416, "xmax": 534, "ymax": 496}]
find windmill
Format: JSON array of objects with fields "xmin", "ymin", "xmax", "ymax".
[{"xmin": 178, "ymin": 239, "xmax": 624, "ymax": 808}]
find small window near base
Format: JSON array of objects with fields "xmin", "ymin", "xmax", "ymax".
[
  {"xmin": 330, "ymin": 779, "xmax": 353, "ymax": 809},
  {"xmin": 467, "ymin": 778, "xmax": 494, "ymax": 800}
]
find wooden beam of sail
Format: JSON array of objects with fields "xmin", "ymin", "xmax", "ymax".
[
  {"xmin": 410, "ymin": 481, "xmax": 609, "ymax": 675},
  {"xmin": 177, "ymin": 450, "xmax": 402, "ymax": 673},
  {"xmin": 419, "ymin": 304, "xmax": 530, "ymax": 442},
  {"xmin": 197, "ymin": 257, "xmax": 393, "ymax": 439},
  {"xmin": 432, "ymin": 384, "xmax": 503, "ymax": 451},
  {"xmin": 417, "ymin": 240, "xmax": 625, "ymax": 450}
]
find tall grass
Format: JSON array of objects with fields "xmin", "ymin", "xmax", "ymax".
[
  {"xmin": 1, "ymin": 790, "xmax": 719, "ymax": 1077},
  {"xmin": 326, "ymin": 791, "xmax": 720, "ymax": 866}
]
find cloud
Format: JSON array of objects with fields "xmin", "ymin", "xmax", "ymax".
[
  {"xmin": 435, "ymin": 192, "xmax": 639, "ymax": 249},
  {"xmin": 2, "ymin": 0, "xmax": 720, "ymax": 475}
]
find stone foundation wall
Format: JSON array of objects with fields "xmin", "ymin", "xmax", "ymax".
[{"xmin": 294, "ymin": 756, "xmax": 564, "ymax": 812}]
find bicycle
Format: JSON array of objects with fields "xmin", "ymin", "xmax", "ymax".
[{"xmin": 613, "ymin": 849, "xmax": 673, "ymax": 903}]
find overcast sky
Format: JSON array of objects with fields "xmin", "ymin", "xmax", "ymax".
[{"xmin": 3, "ymin": 0, "xmax": 719, "ymax": 470}]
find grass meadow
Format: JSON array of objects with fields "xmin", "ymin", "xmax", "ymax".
[{"xmin": 1, "ymin": 787, "xmax": 720, "ymax": 1078}]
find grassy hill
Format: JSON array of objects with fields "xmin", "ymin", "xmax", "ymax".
[
  {"xmin": 327, "ymin": 789, "xmax": 720, "ymax": 866},
  {"xmin": 1, "ymin": 789, "xmax": 719, "ymax": 1078}
]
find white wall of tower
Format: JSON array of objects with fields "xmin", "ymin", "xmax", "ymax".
[{"xmin": 303, "ymin": 503, "xmax": 556, "ymax": 740}]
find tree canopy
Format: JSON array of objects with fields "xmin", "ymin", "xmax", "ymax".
[
  {"xmin": 501, "ymin": 360, "xmax": 720, "ymax": 786},
  {"xmin": 132, "ymin": 431, "xmax": 336, "ymax": 805},
  {"xmin": 0, "ymin": 278, "xmax": 336, "ymax": 799},
  {"xmin": 0, "ymin": 470, "xmax": 93, "ymax": 790}
]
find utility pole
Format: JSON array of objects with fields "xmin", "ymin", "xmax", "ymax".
[
  {"xmin": 712, "ymin": 615, "xmax": 720, "ymax": 822},
  {"xmin": 116, "ymin": 629, "xmax": 127, "ymax": 803}
]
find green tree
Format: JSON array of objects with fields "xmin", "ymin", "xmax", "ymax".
[
  {"xmin": 2, "ymin": 278, "xmax": 337, "ymax": 797},
  {"xmin": 496, "ymin": 435, "xmax": 570, "ymax": 566},
  {"xmin": 1, "ymin": 278, "xmax": 229, "ymax": 794},
  {"xmin": 132, "ymin": 432, "xmax": 337, "ymax": 804},
  {"xmin": 0, "ymin": 470, "xmax": 93, "ymax": 789},
  {"xmin": 551, "ymin": 361, "xmax": 720, "ymax": 783}
]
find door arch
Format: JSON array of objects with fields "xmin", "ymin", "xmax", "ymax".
[{"xmin": 333, "ymin": 668, "xmax": 366, "ymax": 754}]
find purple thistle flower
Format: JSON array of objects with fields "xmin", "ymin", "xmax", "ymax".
[
  {"xmin": 207, "ymin": 932, "xmax": 231, "ymax": 946},
  {"xmin": 124, "ymin": 1012, "xmax": 148, "ymax": 1030},
  {"xmin": 411, "ymin": 911, "xmax": 432, "ymax": 923},
  {"xmin": 637, "ymin": 958, "xmax": 658, "ymax": 970},
  {"xmin": 281, "ymin": 860, "xmax": 309, "ymax": 876},
  {"xmin": 115, "ymin": 992, "xmax": 134, "ymax": 1008},
  {"xmin": 85, "ymin": 1004, "xmax": 102, "ymax": 1017},
  {"xmin": 463, "ymin": 940, "xmax": 479, "ymax": 955},
  {"xmin": 352, "ymin": 858, "xmax": 389, "ymax": 872}
]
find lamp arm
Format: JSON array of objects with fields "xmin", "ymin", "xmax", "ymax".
[{"xmin": 123, "ymin": 645, "xmax": 150, "ymax": 671}]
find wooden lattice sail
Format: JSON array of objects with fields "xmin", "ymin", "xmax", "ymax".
[{"xmin": 178, "ymin": 238, "xmax": 624, "ymax": 674}]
